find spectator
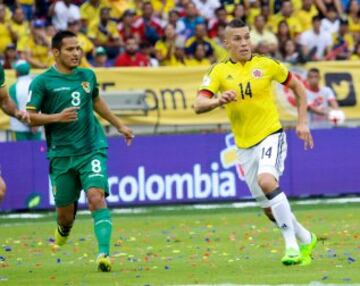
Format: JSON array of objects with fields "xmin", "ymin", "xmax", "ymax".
[
  {"xmin": 232, "ymin": 3, "xmax": 247, "ymax": 23},
  {"xmin": 211, "ymin": 22, "xmax": 227, "ymax": 61},
  {"xmin": 88, "ymin": 7, "xmax": 123, "ymax": 58},
  {"xmin": 91, "ymin": 46, "xmax": 111, "ymax": 67},
  {"xmin": 151, "ymin": 0, "xmax": 175, "ymax": 19},
  {"xmin": 279, "ymin": 39, "xmax": 302, "ymax": 64},
  {"xmin": 132, "ymin": 1, "xmax": 164, "ymax": 46},
  {"xmin": 328, "ymin": 18, "xmax": 354, "ymax": 60},
  {"xmin": 18, "ymin": 0, "xmax": 34, "ymax": 21},
  {"xmin": 17, "ymin": 19, "xmax": 52, "ymax": 68},
  {"xmin": 314, "ymin": 0, "xmax": 343, "ymax": 18},
  {"xmin": 298, "ymin": 15, "xmax": 332, "ymax": 61},
  {"xmin": 80, "ymin": 0, "xmax": 110, "ymax": 29},
  {"xmin": 276, "ymin": 20, "xmax": 292, "ymax": 49},
  {"xmin": 295, "ymin": 0, "xmax": 319, "ymax": 32},
  {"xmin": 0, "ymin": 4, "xmax": 15, "ymax": 54},
  {"xmin": 9, "ymin": 60, "xmax": 41, "ymax": 141},
  {"xmin": 140, "ymin": 41, "xmax": 159, "ymax": 67},
  {"xmin": 246, "ymin": 0, "xmax": 262, "ymax": 26},
  {"xmin": 114, "ymin": 36, "xmax": 150, "ymax": 67},
  {"xmin": 350, "ymin": 40, "xmax": 360, "ymax": 60},
  {"xmin": 208, "ymin": 5, "xmax": 227, "ymax": 38},
  {"xmin": 185, "ymin": 23, "xmax": 215, "ymax": 62},
  {"xmin": 11, "ymin": 7, "xmax": 30, "ymax": 43},
  {"xmin": 251, "ymin": 14, "xmax": 278, "ymax": 55},
  {"xmin": 256, "ymin": 40, "xmax": 272, "ymax": 56},
  {"xmin": 268, "ymin": 0, "xmax": 302, "ymax": 36},
  {"xmin": 67, "ymin": 18, "xmax": 94, "ymax": 67},
  {"xmin": 49, "ymin": 0, "xmax": 80, "ymax": 31},
  {"xmin": 155, "ymin": 23, "xmax": 178, "ymax": 66},
  {"xmin": 306, "ymin": 67, "xmax": 340, "ymax": 128},
  {"xmin": 118, "ymin": 9, "xmax": 141, "ymax": 43},
  {"xmin": 347, "ymin": 0, "xmax": 360, "ymax": 40},
  {"xmin": 185, "ymin": 43, "xmax": 211, "ymax": 66},
  {"xmin": 2, "ymin": 44, "xmax": 18, "ymax": 69},
  {"xmin": 192, "ymin": 0, "xmax": 221, "ymax": 20},
  {"xmin": 321, "ymin": 6, "xmax": 340, "ymax": 34},
  {"xmin": 178, "ymin": 2, "xmax": 205, "ymax": 39},
  {"xmin": 168, "ymin": 9, "xmax": 186, "ymax": 39}
]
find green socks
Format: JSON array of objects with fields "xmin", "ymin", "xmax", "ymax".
[{"xmin": 91, "ymin": 208, "xmax": 112, "ymax": 256}]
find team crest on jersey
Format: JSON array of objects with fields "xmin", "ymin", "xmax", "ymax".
[
  {"xmin": 81, "ymin": 82, "xmax": 91, "ymax": 93},
  {"xmin": 252, "ymin": 69, "xmax": 263, "ymax": 79}
]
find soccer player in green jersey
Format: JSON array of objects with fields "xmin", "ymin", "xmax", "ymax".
[
  {"xmin": 0, "ymin": 64, "xmax": 30, "ymax": 202},
  {"xmin": 26, "ymin": 31, "xmax": 134, "ymax": 272}
]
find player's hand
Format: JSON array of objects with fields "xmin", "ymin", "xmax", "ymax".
[
  {"xmin": 118, "ymin": 125, "xmax": 134, "ymax": 146},
  {"xmin": 15, "ymin": 110, "xmax": 30, "ymax": 124},
  {"xmin": 296, "ymin": 122, "xmax": 314, "ymax": 150},
  {"xmin": 58, "ymin": 107, "xmax": 79, "ymax": 123},
  {"xmin": 218, "ymin": 90, "xmax": 237, "ymax": 106}
]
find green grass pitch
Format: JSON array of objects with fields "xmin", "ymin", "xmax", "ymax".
[{"xmin": 0, "ymin": 202, "xmax": 359, "ymax": 285}]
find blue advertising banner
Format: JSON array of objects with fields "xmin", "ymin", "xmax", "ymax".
[{"xmin": 1, "ymin": 129, "xmax": 360, "ymax": 211}]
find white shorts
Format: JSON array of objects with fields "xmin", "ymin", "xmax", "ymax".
[{"xmin": 237, "ymin": 131, "xmax": 287, "ymax": 208}]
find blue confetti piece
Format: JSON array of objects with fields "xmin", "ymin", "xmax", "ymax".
[
  {"xmin": 164, "ymin": 265, "xmax": 170, "ymax": 270},
  {"xmin": 57, "ymin": 258, "xmax": 61, "ymax": 264},
  {"xmin": 0, "ymin": 256, "xmax": 5, "ymax": 261},
  {"xmin": 4, "ymin": 246, "xmax": 12, "ymax": 252},
  {"xmin": 347, "ymin": 257, "xmax": 356, "ymax": 263},
  {"xmin": 321, "ymin": 276, "xmax": 328, "ymax": 281}
]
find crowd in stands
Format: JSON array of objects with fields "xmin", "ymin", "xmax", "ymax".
[{"xmin": 0, "ymin": 0, "xmax": 359, "ymax": 69}]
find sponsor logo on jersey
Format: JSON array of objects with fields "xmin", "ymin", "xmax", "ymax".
[
  {"xmin": 226, "ymin": 75, "xmax": 233, "ymax": 80},
  {"xmin": 252, "ymin": 69, "xmax": 263, "ymax": 79},
  {"xmin": 81, "ymin": 82, "xmax": 91, "ymax": 93},
  {"xmin": 201, "ymin": 76, "xmax": 211, "ymax": 86},
  {"xmin": 54, "ymin": 87, "xmax": 70, "ymax": 92}
]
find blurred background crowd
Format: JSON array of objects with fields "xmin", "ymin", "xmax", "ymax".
[{"xmin": 0, "ymin": 0, "xmax": 359, "ymax": 69}]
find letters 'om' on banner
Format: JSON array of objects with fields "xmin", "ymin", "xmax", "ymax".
[{"xmin": 0, "ymin": 61, "xmax": 359, "ymax": 129}]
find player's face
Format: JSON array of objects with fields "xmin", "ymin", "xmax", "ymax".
[
  {"xmin": 307, "ymin": 72, "xmax": 320, "ymax": 87},
  {"xmin": 224, "ymin": 26, "xmax": 252, "ymax": 62},
  {"xmin": 56, "ymin": 37, "xmax": 81, "ymax": 69}
]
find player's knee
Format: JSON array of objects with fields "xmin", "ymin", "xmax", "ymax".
[
  {"xmin": 257, "ymin": 173, "xmax": 277, "ymax": 193},
  {"xmin": 263, "ymin": 207, "xmax": 276, "ymax": 222},
  {"xmin": 0, "ymin": 177, "xmax": 6, "ymax": 202},
  {"xmin": 87, "ymin": 189, "xmax": 106, "ymax": 211}
]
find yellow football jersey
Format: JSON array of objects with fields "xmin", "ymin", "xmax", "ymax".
[{"xmin": 199, "ymin": 55, "xmax": 289, "ymax": 148}]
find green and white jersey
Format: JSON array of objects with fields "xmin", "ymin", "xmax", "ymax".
[
  {"xmin": 27, "ymin": 66, "xmax": 107, "ymax": 158},
  {"xmin": 0, "ymin": 65, "xmax": 5, "ymax": 87}
]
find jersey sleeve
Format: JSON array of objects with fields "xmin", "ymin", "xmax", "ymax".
[
  {"xmin": 26, "ymin": 77, "xmax": 45, "ymax": 111},
  {"xmin": 324, "ymin": 87, "xmax": 336, "ymax": 101},
  {"xmin": 91, "ymin": 70, "xmax": 99, "ymax": 99},
  {"xmin": 198, "ymin": 64, "xmax": 221, "ymax": 96},
  {"xmin": 270, "ymin": 59, "xmax": 290, "ymax": 84},
  {"xmin": 0, "ymin": 65, "xmax": 5, "ymax": 87},
  {"xmin": 8, "ymin": 84, "xmax": 17, "ymax": 105}
]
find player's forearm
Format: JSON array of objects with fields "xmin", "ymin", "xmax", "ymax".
[
  {"xmin": 193, "ymin": 96, "xmax": 221, "ymax": 114},
  {"xmin": 28, "ymin": 112, "xmax": 60, "ymax": 126},
  {"xmin": 289, "ymin": 78, "xmax": 308, "ymax": 124},
  {"xmin": 94, "ymin": 97, "xmax": 125, "ymax": 130},
  {"xmin": 1, "ymin": 96, "xmax": 18, "ymax": 117}
]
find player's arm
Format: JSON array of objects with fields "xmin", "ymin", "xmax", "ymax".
[
  {"xmin": 93, "ymin": 96, "xmax": 134, "ymax": 145},
  {"xmin": 193, "ymin": 90, "xmax": 237, "ymax": 114},
  {"xmin": 308, "ymin": 104, "xmax": 328, "ymax": 116},
  {"xmin": 287, "ymin": 75, "xmax": 314, "ymax": 149},
  {"xmin": 27, "ymin": 107, "xmax": 79, "ymax": 126},
  {"xmin": 0, "ymin": 86, "xmax": 29, "ymax": 123}
]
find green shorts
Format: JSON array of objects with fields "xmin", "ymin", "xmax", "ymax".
[{"xmin": 50, "ymin": 149, "xmax": 109, "ymax": 207}]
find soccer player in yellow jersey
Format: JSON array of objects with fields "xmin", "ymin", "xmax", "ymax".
[{"xmin": 194, "ymin": 19, "xmax": 317, "ymax": 266}]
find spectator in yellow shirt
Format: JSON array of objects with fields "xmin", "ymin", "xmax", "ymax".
[
  {"xmin": 295, "ymin": 0, "xmax": 319, "ymax": 32},
  {"xmin": 0, "ymin": 4, "xmax": 16, "ymax": 54},
  {"xmin": 155, "ymin": 23, "xmax": 177, "ymax": 66},
  {"xmin": 67, "ymin": 19, "xmax": 94, "ymax": 67},
  {"xmin": 11, "ymin": 7, "xmax": 30, "ymax": 43},
  {"xmin": 80, "ymin": 0, "xmax": 110, "ymax": 29},
  {"xmin": 268, "ymin": 0, "xmax": 302, "ymax": 36},
  {"xmin": 348, "ymin": 0, "xmax": 360, "ymax": 39},
  {"xmin": 151, "ymin": 0, "xmax": 175, "ymax": 19},
  {"xmin": 251, "ymin": 14, "xmax": 278, "ymax": 55},
  {"xmin": 17, "ymin": 19, "xmax": 53, "ymax": 68},
  {"xmin": 88, "ymin": 7, "xmax": 123, "ymax": 58},
  {"xmin": 328, "ymin": 18, "xmax": 354, "ymax": 60},
  {"xmin": 185, "ymin": 43, "xmax": 211, "ymax": 67},
  {"xmin": 350, "ymin": 41, "xmax": 360, "ymax": 60}
]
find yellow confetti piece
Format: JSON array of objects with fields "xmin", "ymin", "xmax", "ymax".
[
  {"xmin": 207, "ymin": 225, "xmax": 213, "ymax": 228},
  {"xmin": 129, "ymin": 237, "xmax": 136, "ymax": 241},
  {"xmin": 37, "ymin": 242, "xmax": 43, "ymax": 246},
  {"xmin": 228, "ymin": 259, "xmax": 234, "ymax": 263},
  {"xmin": 83, "ymin": 253, "xmax": 88, "ymax": 257},
  {"xmin": 271, "ymin": 249, "xmax": 277, "ymax": 253},
  {"xmin": 14, "ymin": 240, "xmax": 20, "ymax": 244},
  {"xmin": 222, "ymin": 252, "xmax": 229, "ymax": 256},
  {"xmin": 172, "ymin": 250, "xmax": 180, "ymax": 253}
]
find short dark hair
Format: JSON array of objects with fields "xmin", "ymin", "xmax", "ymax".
[
  {"xmin": 227, "ymin": 18, "xmax": 247, "ymax": 29},
  {"xmin": 51, "ymin": 31, "xmax": 77, "ymax": 50},
  {"xmin": 312, "ymin": 15, "xmax": 322, "ymax": 23},
  {"xmin": 308, "ymin": 67, "xmax": 320, "ymax": 74}
]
